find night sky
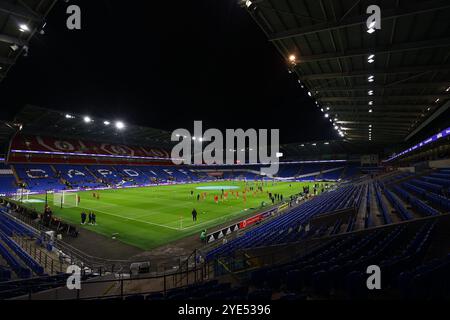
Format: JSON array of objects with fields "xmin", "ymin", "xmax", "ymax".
[{"xmin": 0, "ymin": 0, "xmax": 337, "ymax": 144}]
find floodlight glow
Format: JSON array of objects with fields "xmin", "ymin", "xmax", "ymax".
[
  {"xmin": 83, "ymin": 116, "xmax": 92, "ymax": 123},
  {"xmin": 307, "ymin": 91, "xmax": 312, "ymax": 97},
  {"xmin": 334, "ymin": 126, "xmax": 339, "ymax": 130},
  {"xmin": 368, "ymin": 54, "xmax": 375, "ymax": 60},
  {"xmin": 446, "ymin": 87, "xmax": 450, "ymax": 92},
  {"xmin": 368, "ymin": 90, "xmax": 374, "ymax": 95},
  {"xmin": 367, "ymin": 28, "xmax": 375, "ymax": 34},
  {"xmin": 104, "ymin": 121, "xmax": 110, "ymax": 126},
  {"xmin": 115, "ymin": 121, "xmax": 125, "ymax": 129},
  {"xmin": 368, "ymin": 59, "xmax": 375, "ymax": 63},
  {"xmin": 435, "ymin": 98, "xmax": 440, "ymax": 103},
  {"xmin": 324, "ymin": 113, "xmax": 329, "ymax": 118},
  {"xmin": 368, "ymin": 101, "xmax": 373, "ymax": 105},
  {"xmin": 245, "ymin": 0, "xmax": 252, "ymax": 8},
  {"xmin": 369, "ymin": 109, "xmax": 373, "ymax": 113},
  {"xmin": 324, "ymin": 142, "xmax": 329, "ymax": 145},
  {"xmin": 19, "ymin": 24, "xmax": 30, "ymax": 32},
  {"xmin": 289, "ymin": 54, "xmax": 296, "ymax": 62},
  {"xmin": 65, "ymin": 114, "xmax": 74, "ymax": 119}
]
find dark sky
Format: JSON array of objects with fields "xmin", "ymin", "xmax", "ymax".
[{"xmin": 0, "ymin": 0, "xmax": 337, "ymax": 144}]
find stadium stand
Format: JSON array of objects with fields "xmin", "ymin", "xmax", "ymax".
[
  {"xmin": 0, "ymin": 164, "xmax": 17, "ymax": 195},
  {"xmin": 14, "ymin": 164, "xmax": 66, "ymax": 193},
  {"xmin": 53, "ymin": 164, "xmax": 103, "ymax": 189}
]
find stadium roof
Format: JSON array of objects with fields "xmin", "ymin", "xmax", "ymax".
[
  {"xmin": 280, "ymin": 139, "xmax": 385, "ymax": 159},
  {"xmin": 0, "ymin": 0, "xmax": 57, "ymax": 83},
  {"xmin": 8, "ymin": 105, "xmax": 175, "ymax": 149},
  {"xmin": 243, "ymin": 0, "xmax": 450, "ymax": 144},
  {"xmin": 0, "ymin": 105, "xmax": 382, "ymax": 160}
]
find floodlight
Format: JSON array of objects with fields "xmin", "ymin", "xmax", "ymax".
[
  {"xmin": 115, "ymin": 121, "xmax": 125, "ymax": 129},
  {"xmin": 19, "ymin": 24, "xmax": 30, "ymax": 32}
]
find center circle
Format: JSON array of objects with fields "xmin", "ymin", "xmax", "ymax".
[{"xmin": 195, "ymin": 186, "xmax": 240, "ymax": 191}]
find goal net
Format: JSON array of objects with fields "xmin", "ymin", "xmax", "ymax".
[{"xmin": 54, "ymin": 191, "xmax": 78, "ymax": 208}]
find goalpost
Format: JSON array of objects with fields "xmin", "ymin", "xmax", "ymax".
[
  {"xmin": 11, "ymin": 189, "xmax": 30, "ymax": 202},
  {"xmin": 53, "ymin": 191, "xmax": 79, "ymax": 208}
]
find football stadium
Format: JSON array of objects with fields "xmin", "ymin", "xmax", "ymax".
[{"xmin": 0, "ymin": 0, "xmax": 449, "ymax": 307}]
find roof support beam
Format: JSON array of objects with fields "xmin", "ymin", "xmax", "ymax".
[
  {"xmin": 319, "ymin": 94, "xmax": 450, "ymax": 102},
  {"xmin": 405, "ymin": 99, "xmax": 450, "ymax": 141},
  {"xmin": 335, "ymin": 111, "xmax": 420, "ymax": 117},
  {"xmin": 0, "ymin": 34, "xmax": 27, "ymax": 46},
  {"xmin": 325, "ymin": 104, "xmax": 427, "ymax": 109},
  {"xmin": 0, "ymin": 56, "xmax": 14, "ymax": 65},
  {"xmin": 269, "ymin": 0, "xmax": 450, "ymax": 41},
  {"xmin": 340, "ymin": 121, "xmax": 412, "ymax": 127},
  {"xmin": 301, "ymin": 64, "xmax": 450, "ymax": 81},
  {"xmin": 296, "ymin": 38, "xmax": 450, "ymax": 64},
  {"xmin": 311, "ymin": 82, "xmax": 450, "ymax": 92},
  {"xmin": 0, "ymin": 1, "xmax": 43, "ymax": 22}
]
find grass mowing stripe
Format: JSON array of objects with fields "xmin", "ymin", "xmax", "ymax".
[{"xmin": 17, "ymin": 181, "xmax": 321, "ymax": 250}]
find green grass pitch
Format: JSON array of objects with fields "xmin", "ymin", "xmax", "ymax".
[{"xmin": 20, "ymin": 181, "xmax": 317, "ymax": 250}]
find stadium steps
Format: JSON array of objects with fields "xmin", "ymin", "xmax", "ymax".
[
  {"xmin": 50, "ymin": 165, "xmax": 69, "ymax": 187},
  {"xmin": 378, "ymin": 192, "xmax": 400, "ymax": 223},
  {"xmin": 12, "ymin": 236, "xmax": 69, "ymax": 276},
  {"xmin": 368, "ymin": 184, "xmax": 383, "ymax": 227},
  {"xmin": 0, "ymin": 237, "xmax": 32, "ymax": 279},
  {"xmin": 84, "ymin": 166, "xmax": 102, "ymax": 183},
  {"xmin": 9, "ymin": 165, "xmax": 22, "ymax": 187},
  {"xmin": 339, "ymin": 166, "xmax": 348, "ymax": 180},
  {"xmin": 354, "ymin": 185, "xmax": 368, "ymax": 231}
]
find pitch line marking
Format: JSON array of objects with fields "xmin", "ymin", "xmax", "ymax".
[{"xmin": 74, "ymin": 204, "xmax": 181, "ymax": 231}]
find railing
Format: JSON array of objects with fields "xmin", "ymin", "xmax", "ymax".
[
  {"xmin": 8, "ymin": 257, "xmax": 215, "ymax": 300},
  {"xmin": 13, "ymin": 236, "xmax": 67, "ymax": 275},
  {"xmin": 210, "ymin": 212, "xmax": 450, "ymax": 279}
]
